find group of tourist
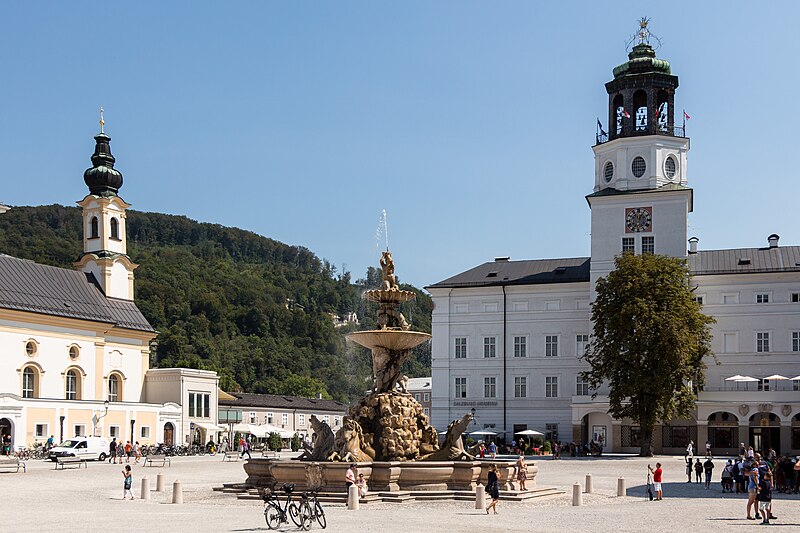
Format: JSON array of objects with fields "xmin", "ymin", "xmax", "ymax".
[
  {"xmin": 344, "ymin": 464, "xmax": 369, "ymax": 498},
  {"xmin": 1, "ymin": 433, "xmax": 11, "ymax": 455},
  {"xmin": 108, "ymin": 437, "xmax": 142, "ymax": 464}
]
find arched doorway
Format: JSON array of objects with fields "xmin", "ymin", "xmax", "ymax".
[
  {"xmin": 749, "ymin": 412, "xmax": 780, "ymax": 454},
  {"xmin": 707, "ymin": 412, "xmax": 739, "ymax": 452},
  {"xmin": 0, "ymin": 418, "xmax": 13, "ymax": 455},
  {"xmin": 164, "ymin": 422, "xmax": 174, "ymax": 447}
]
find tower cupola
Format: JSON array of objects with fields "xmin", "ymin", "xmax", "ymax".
[{"xmin": 83, "ymin": 109, "xmax": 123, "ymax": 197}]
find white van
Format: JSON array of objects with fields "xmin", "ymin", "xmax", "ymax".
[{"xmin": 48, "ymin": 436, "xmax": 110, "ymax": 462}]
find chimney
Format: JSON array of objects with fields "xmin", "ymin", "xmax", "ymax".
[
  {"xmin": 316, "ymin": 393, "xmax": 323, "ymax": 400},
  {"xmin": 768, "ymin": 234, "xmax": 780, "ymax": 248},
  {"xmin": 494, "ymin": 256, "xmax": 510, "ymax": 262},
  {"xmin": 688, "ymin": 237, "xmax": 699, "ymax": 254}
]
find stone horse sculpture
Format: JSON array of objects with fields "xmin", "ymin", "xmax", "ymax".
[
  {"xmin": 296, "ymin": 415, "xmax": 335, "ymax": 461},
  {"xmin": 422, "ymin": 414, "xmax": 474, "ymax": 461},
  {"xmin": 329, "ymin": 417, "xmax": 376, "ymax": 462}
]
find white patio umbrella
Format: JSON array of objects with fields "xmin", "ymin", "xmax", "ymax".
[
  {"xmin": 790, "ymin": 375, "xmax": 800, "ymax": 381},
  {"xmin": 763, "ymin": 374, "xmax": 789, "ymax": 391},
  {"xmin": 735, "ymin": 376, "xmax": 759, "ymax": 391},
  {"xmin": 468, "ymin": 429, "xmax": 498, "ymax": 436},
  {"xmin": 515, "ymin": 429, "xmax": 544, "ymax": 436},
  {"xmin": 724, "ymin": 375, "xmax": 745, "ymax": 381}
]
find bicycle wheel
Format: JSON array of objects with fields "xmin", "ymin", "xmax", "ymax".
[
  {"xmin": 297, "ymin": 502, "xmax": 313, "ymax": 531},
  {"xmin": 314, "ymin": 501, "xmax": 326, "ymax": 529},
  {"xmin": 264, "ymin": 503, "xmax": 282, "ymax": 530},
  {"xmin": 288, "ymin": 502, "xmax": 303, "ymax": 527}
]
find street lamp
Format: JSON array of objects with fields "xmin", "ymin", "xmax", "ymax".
[
  {"xmin": 470, "ymin": 407, "xmax": 477, "ymax": 425},
  {"xmin": 93, "ymin": 400, "xmax": 110, "ymax": 437}
]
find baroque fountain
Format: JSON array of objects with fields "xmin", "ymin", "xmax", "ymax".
[{"xmin": 238, "ymin": 252, "xmax": 547, "ymax": 501}]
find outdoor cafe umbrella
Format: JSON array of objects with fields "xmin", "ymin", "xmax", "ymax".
[
  {"xmin": 734, "ymin": 376, "xmax": 759, "ymax": 391},
  {"xmin": 515, "ymin": 429, "xmax": 544, "ymax": 436},
  {"xmin": 763, "ymin": 374, "xmax": 789, "ymax": 391}
]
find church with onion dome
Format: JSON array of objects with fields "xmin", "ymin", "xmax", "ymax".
[{"xmin": 428, "ymin": 20, "xmax": 800, "ymax": 455}]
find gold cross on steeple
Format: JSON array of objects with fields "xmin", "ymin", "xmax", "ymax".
[{"xmin": 99, "ymin": 107, "xmax": 105, "ymax": 133}]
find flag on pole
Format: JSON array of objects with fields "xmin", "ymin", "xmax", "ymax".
[
  {"xmin": 621, "ymin": 109, "xmax": 631, "ymax": 119},
  {"xmin": 596, "ymin": 118, "xmax": 607, "ymax": 136},
  {"xmin": 683, "ymin": 110, "xmax": 691, "ymax": 120}
]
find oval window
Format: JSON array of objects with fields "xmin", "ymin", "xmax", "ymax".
[
  {"xmin": 603, "ymin": 161, "xmax": 614, "ymax": 183},
  {"xmin": 631, "ymin": 156, "xmax": 646, "ymax": 178},
  {"xmin": 665, "ymin": 156, "xmax": 677, "ymax": 178},
  {"xmin": 25, "ymin": 341, "xmax": 37, "ymax": 356},
  {"xmin": 69, "ymin": 346, "xmax": 80, "ymax": 360}
]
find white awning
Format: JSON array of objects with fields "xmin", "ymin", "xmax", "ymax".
[{"xmin": 195, "ymin": 422, "xmax": 225, "ymax": 433}]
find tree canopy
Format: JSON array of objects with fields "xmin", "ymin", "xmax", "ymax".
[
  {"xmin": 0, "ymin": 205, "xmax": 433, "ymax": 403},
  {"xmin": 582, "ymin": 252, "xmax": 715, "ymax": 456}
]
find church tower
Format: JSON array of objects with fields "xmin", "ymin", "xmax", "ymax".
[
  {"xmin": 588, "ymin": 20, "xmax": 693, "ymax": 299},
  {"xmin": 74, "ymin": 112, "xmax": 137, "ymax": 300}
]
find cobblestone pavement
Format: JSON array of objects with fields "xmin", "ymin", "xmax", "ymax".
[{"xmin": 3, "ymin": 454, "xmax": 798, "ymax": 532}]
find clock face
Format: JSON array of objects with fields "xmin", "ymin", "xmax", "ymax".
[{"xmin": 625, "ymin": 207, "xmax": 652, "ymax": 233}]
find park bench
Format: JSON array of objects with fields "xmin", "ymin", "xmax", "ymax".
[
  {"xmin": 222, "ymin": 451, "xmax": 240, "ymax": 462},
  {"xmin": 55, "ymin": 456, "xmax": 87, "ymax": 470},
  {"xmin": 144, "ymin": 454, "xmax": 171, "ymax": 467},
  {"xmin": 0, "ymin": 457, "xmax": 26, "ymax": 473},
  {"xmin": 261, "ymin": 449, "xmax": 280, "ymax": 459}
]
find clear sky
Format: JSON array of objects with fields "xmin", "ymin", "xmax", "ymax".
[{"xmin": 2, "ymin": 2, "xmax": 799, "ymax": 288}]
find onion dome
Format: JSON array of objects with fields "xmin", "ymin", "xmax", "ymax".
[
  {"xmin": 83, "ymin": 130, "xmax": 123, "ymax": 197},
  {"xmin": 612, "ymin": 43, "xmax": 671, "ymax": 79}
]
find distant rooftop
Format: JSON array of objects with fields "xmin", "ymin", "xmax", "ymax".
[{"xmin": 219, "ymin": 391, "xmax": 347, "ymax": 412}]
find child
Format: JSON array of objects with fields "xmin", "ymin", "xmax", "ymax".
[
  {"xmin": 756, "ymin": 471, "xmax": 773, "ymax": 525},
  {"xmin": 357, "ymin": 473, "xmax": 368, "ymax": 498},
  {"xmin": 122, "ymin": 465, "xmax": 134, "ymax": 500}
]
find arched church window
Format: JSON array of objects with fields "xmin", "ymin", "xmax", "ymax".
[
  {"xmin": 90, "ymin": 217, "xmax": 99, "ymax": 238},
  {"xmin": 22, "ymin": 366, "xmax": 38, "ymax": 398},
  {"xmin": 66, "ymin": 369, "xmax": 80, "ymax": 400},
  {"xmin": 633, "ymin": 90, "xmax": 648, "ymax": 131},
  {"xmin": 108, "ymin": 373, "xmax": 122, "ymax": 402},
  {"xmin": 110, "ymin": 218, "xmax": 119, "ymax": 240},
  {"xmin": 656, "ymin": 90, "xmax": 669, "ymax": 132},
  {"xmin": 613, "ymin": 94, "xmax": 624, "ymax": 135}
]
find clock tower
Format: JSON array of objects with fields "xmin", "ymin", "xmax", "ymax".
[{"xmin": 587, "ymin": 20, "xmax": 693, "ymax": 299}]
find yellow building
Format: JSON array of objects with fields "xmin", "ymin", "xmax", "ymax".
[{"xmin": 0, "ymin": 125, "xmax": 217, "ymax": 451}]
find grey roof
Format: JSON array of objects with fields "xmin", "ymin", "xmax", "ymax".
[
  {"xmin": 219, "ymin": 392, "xmax": 348, "ymax": 412},
  {"xmin": 427, "ymin": 257, "xmax": 591, "ymax": 289},
  {"xmin": 0, "ymin": 254, "xmax": 154, "ymax": 332},
  {"xmin": 689, "ymin": 246, "xmax": 800, "ymax": 275}
]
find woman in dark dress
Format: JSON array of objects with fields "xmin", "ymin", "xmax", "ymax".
[{"xmin": 486, "ymin": 464, "xmax": 500, "ymax": 514}]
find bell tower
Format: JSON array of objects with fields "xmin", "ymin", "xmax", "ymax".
[
  {"xmin": 74, "ymin": 110, "xmax": 137, "ymax": 300},
  {"xmin": 588, "ymin": 20, "xmax": 693, "ymax": 299}
]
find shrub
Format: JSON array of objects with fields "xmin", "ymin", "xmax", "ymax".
[
  {"xmin": 542, "ymin": 440, "xmax": 552, "ymax": 453},
  {"xmin": 268, "ymin": 432, "xmax": 283, "ymax": 452},
  {"xmin": 291, "ymin": 433, "xmax": 301, "ymax": 452}
]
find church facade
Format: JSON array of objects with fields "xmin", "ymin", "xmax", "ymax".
[
  {"xmin": 0, "ymin": 125, "xmax": 219, "ymax": 451},
  {"xmin": 428, "ymin": 29, "xmax": 800, "ymax": 455}
]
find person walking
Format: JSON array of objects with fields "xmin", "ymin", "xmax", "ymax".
[
  {"xmin": 488, "ymin": 441, "xmax": 497, "ymax": 459},
  {"xmin": 124, "ymin": 441, "xmax": 132, "ymax": 463},
  {"xmin": 648, "ymin": 463, "xmax": 663, "ymax": 500},
  {"xmin": 116, "ymin": 440, "xmax": 125, "ymax": 464},
  {"xmin": 721, "ymin": 459, "xmax": 734, "ymax": 492},
  {"xmin": 705, "ymin": 440, "xmax": 712, "ymax": 457},
  {"xmin": 703, "ymin": 457, "xmax": 714, "ymax": 489},
  {"xmin": 686, "ymin": 440, "xmax": 694, "ymax": 459},
  {"xmin": 133, "ymin": 441, "xmax": 141, "ymax": 464},
  {"xmin": 694, "ymin": 458, "xmax": 703, "ymax": 483},
  {"xmin": 122, "ymin": 465, "xmax": 134, "ymax": 500},
  {"xmin": 516, "ymin": 455, "xmax": 528, "ymax": 491},
  {"xmin": 240, "ymin": 438, "xmax": 251, "ymax": 460},
  {"xmin": 109, "ymin": 438, "xmax": 117, "ymax": 464},
  {"xmin": 485, "ymin": 464, "xmax": 501, "ymax": 514}
]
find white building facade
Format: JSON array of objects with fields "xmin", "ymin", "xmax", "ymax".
[{"xmin": 429, "ymin": 31, "xmax": 800, "ymax": 455}]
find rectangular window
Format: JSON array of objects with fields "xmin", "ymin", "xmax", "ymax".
[
  {"xmin": 109, "ymin": 426, "xmax": 119, "ymax": 438},
  {"xmin": 756, "ymin": 293, "xmax": 770, "ymax": 304},
  {"xmin": 513, "ymin": 336, "xmax": 527, "ymax": 358},
  {"xmin": 323, "ymin": 415, "xmax": 330, "ymax": 424},
  {"xmin": 483, "ymin": 337, "xmax": 496, "ymax": 358},
  {"xmin": 792, "ymin": 332, "xmax": 800, "ymax": 352},
  {"xmin": 641, "ymin": 236, "xmax": 654, "ymax": 254},
  {"xmin": 514, "ymin": 376, "xmax": 527, "ymax": 398},
  {"xmin": 454, "ymin": 337, "xmax": 467, "ymax": 359},
  {"xmin": 267, "ymin": 412, "xmax": 274, "ymax": 424},
  {"xmin": 792, "ymin": 292, "xmax": 800, "ymax": 303},
  {"xmin": 545, "ymin": 376, "xmax": 558, "ymax": 398},
  {"xmin": 723, "ymin": 332, "xmax": 738, "ymax": 353},
  {"xmin": 423, "ymin": 408, "xmax": 430, "ymax": 417},
  {"xmin": 484, "ymin": 377, "xmax": 496, "ymax": 398},
  {"xmin": 203, "ymin": 394, "xmax": 210, "ymax": 418},
  {"xmin": 141, "ymin": 427, "xmax": 151, "ymax": 439},
  {"xmin": 794, "ymin": 379, "xmax": 800, "ymax": 392},
  {"xmin": 73, "ymin": 425, "xmax": 85, "ymax": 437},
  {"xmin": 281, "ymin": 413, "xmax": 289, "ymax": 426},
  {"xmin": 189, "ymin": 393, "xmax": 196, "ymax": 417},
  {"xmin": 299, "ymin": 414, "xmax": 306, "ymax": 426},
  {"xmin": 757, "ymin": 378, "xmax": 771, "ymax": 392},
  {"xmin": 423, "ymin": 393, "xmax": 430, "ymax": 402},
  {"xmin": 622, "ymin": 237, "xmax": 635, "ymax": 253},
  {"xmin": 414, "ymin": 393, "xmax": 421, "ymax": 401},
  {"xmin": 249, "ymin": 412, "xmax": 257, "ymax": 424},
  {"xmin": 756, "ymin": 332, "xmax": 770, "ymax": 353},
  {"xmin": 545, "ymin": 335, "xmax": 559, "ymax": 357},
  {"xmin": 545, "ymin": 423, "xmax": 559, "ymax": 441},
  {"xmin": 693, "ymin": 295, "xmax": 704, "ymax": 304},
  {"xmin": 454, "ymin": 377, "xmax": 467, "ymax": 399},
  {"xmin": 576, "ymin": 376, "xmax": 589, "ymax": 396},
  {"xmin": 333, "ymin": 416, "xmax": 340, "ymax": 427},
  {"xmin": 576, "ymin": 334, "xmax": 589, "ymax": 357},
  {"xmin": 35, "ymin": 424, "xmax": 47, "ymax": 438}
]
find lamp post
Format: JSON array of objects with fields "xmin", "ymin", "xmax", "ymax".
[{"xmin": 93, "ymin": 400, "xmax": 110, "ymax": 437}]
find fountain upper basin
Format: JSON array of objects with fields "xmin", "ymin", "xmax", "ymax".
[{"xmin": 347, "ymin": 330, "xmax": 431, "ymax": 351}]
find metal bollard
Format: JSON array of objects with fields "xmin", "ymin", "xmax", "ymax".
[
  {"xmin": 347, "ymin": 484, "xmax": 359, "ymax": 510},
  {"xmin": 172, "ymin": 479, "xmax": 183, "ymax": 504},
  {"xmin": 475, "ymin": 483, "xmax": 486, "ymax": 510},
  {"xmin": 617, "ymin": 477, "xmax": 626, "ymax": 497},
  {"xmin": 572, "ymin": 483, "xmax": 582, "ymax": 506},
  {"xmin": 156, "ymin": 473, "xmax": 165, "ymax": 492},
  {"xmin": 141, "ymin": 476, "xmax": 150, "ymax": 501},
  {"xmin": 585, "ymin": 474, "xmax": 593, "ymax": 494}
]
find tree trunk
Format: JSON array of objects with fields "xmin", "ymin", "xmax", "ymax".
[{"xmin": 639, "ymin": 426, "xmax": 654, "ymax": 457}]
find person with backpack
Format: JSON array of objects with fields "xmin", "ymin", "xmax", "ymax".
[
  {"xmin": 721, "ymin": 459, "xmax": 734, "ymax": 492},
  {"xmin": 703, "ymin": 457, "xmax": 714, "ymax": 489}
]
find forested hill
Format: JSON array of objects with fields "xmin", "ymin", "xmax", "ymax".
[{"xmin": 0, "ymin": 205, "xmax": 433, "ymax": 402}]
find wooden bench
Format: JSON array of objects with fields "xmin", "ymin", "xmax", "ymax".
[
  {"xmin": 261, "ymin": 450, "xmax": 280, "ymax": 459},
  {"xmin": 0, "ymin": 457, "xmax": 26, "ymax": 473},
  {"xmin": 222, "ymin": 451, "xmax": 240, "ymax": 462},
  {"xmin": 55, "ymin": 456, "xmax": 87, "ymax": 470},
  {"xmin": 144, "ymin": 454, "xmax": 171, "ymax": 467}
]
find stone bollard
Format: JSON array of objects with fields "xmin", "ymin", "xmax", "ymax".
[
  {"xmin": 172, "ymin": 480, "xmax": 183, "ymax": 504},
  {"xmin": 585, "ymin": 474, "xmax": 593, "ymax": 494},
  {"xmin": 572, "ymin": 483, "xmax": 582, "ymax": 506},
  {"xmin": 156, "ymin": 473, "xmax": 165, "ymax": 492},
  {"xmin": 617, "ymin": 477, "xmax": 626, "ymax": 497},
  {"xmin": 347, "ymin": 484, "xmax": 360, "ymax": 510},
  {"xmin": 141, "ymin": 476, "xmax": 150, "ymax": 501},
  {"xmin": 475, "ymin": 483, "xmax": 486, "ymax": 510}
]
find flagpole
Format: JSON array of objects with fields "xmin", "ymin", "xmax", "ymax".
[{"xmin": 682, "ymin": 109, "xmax": 686, "ymax": 134}]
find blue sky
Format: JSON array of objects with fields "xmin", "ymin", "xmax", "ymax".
[{"xmin": 2, "ymin": 2, "xmax": 799, "ymax": 287}]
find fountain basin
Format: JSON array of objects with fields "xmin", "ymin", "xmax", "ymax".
[
  {"xmin": 347, "ymin": 330, "xmax": 431, "ymax": 351},
  {"xmin": 363, "ymin": 288, "xmax": 417, "ymax": 304}
]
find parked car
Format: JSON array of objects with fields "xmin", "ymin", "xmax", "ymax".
[{"xmin": 48, "ymin": 436, "xmax": 110, "ymax": 461}]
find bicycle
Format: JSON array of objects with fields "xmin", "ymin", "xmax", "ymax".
[
  {"xmin": 298, "ymin": 489, "xmax": 326, "ymax": 529},
  {"xmin": 261, "ymin": 484, "xmax": 312, "ymax": 530}
]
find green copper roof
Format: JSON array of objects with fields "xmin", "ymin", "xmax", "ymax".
[{"xmin": 612, "ymin": 43, "xmax": 671, "ymax": 79}]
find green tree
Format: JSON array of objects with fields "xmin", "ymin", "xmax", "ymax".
[
  {"xmin": 268, "ymin": 432, "xmax": 283, "ymax": 452},
  {"xmin": 582, "ymin": 253, "xmax": 715, "ymax": 457}
]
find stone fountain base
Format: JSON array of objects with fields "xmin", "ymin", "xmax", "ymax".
[{"xmin": 242, "ymin": 458, "xmax": 538, "ymax": 493}]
